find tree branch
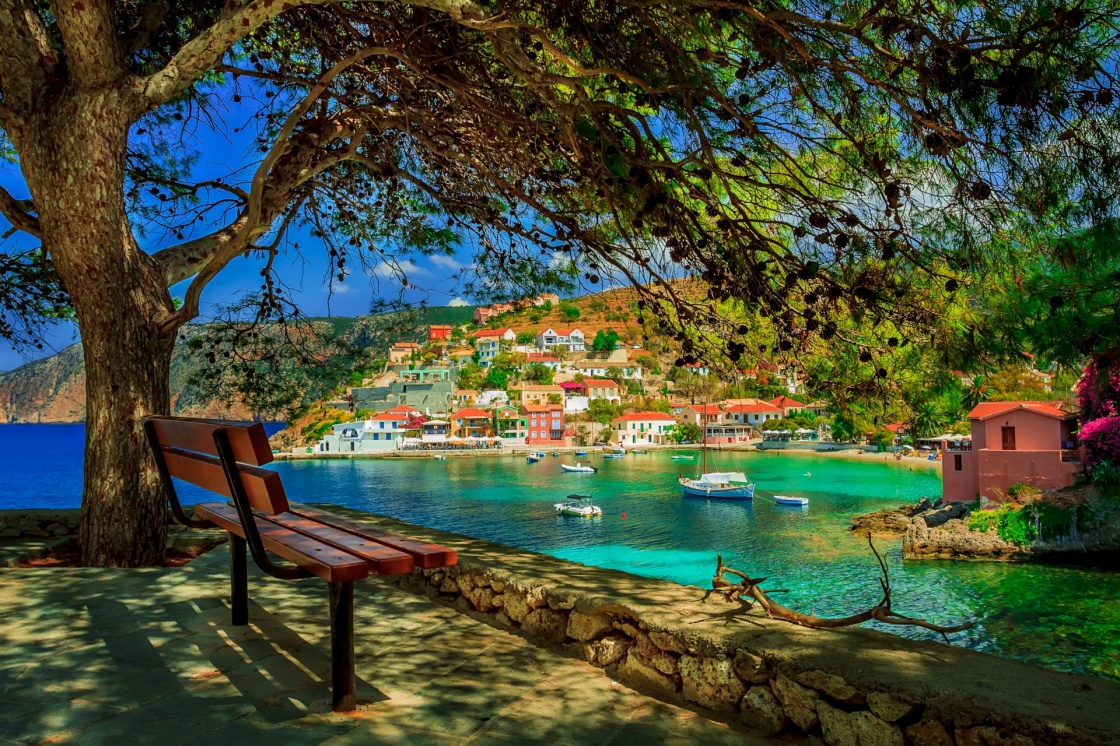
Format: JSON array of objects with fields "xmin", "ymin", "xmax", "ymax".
[
  {"xmin": 0, "ymin": 184, "xmax": 41, "ymax": 238},
  {"xmin": 0, "ymin": 0, "xmax": 59, "ymax": 116},
  {"xmin": 52, "ymin": 0, "xmax": 127, "ymax": 88}
]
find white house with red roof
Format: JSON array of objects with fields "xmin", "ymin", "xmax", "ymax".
[
  {"xmin": 535, "ymin": 327, "xmax": 586, "ymax": 352},
  {"xmin": 526, "ymin": 352, "xmax": 561, "ymax": 371},
  {"xmin": 681, "ymin": 404, "xmax": 724, "ymax": 426},
  {"xmin": 317, "ymin": 410, "xmax": 415, "ymax": 453},
  {"xmin": 723, "ymin": 400, "xmax": 783, "ymax": 426},
  {"xmin": 769, "ymin": 395, "xmax": 807, "ymax": 418},
  {"xmin": 942, "ymin": 401, "xmax": 1081, "ymax": 502},
  {"xmin": 611, "ymin": 412, "xmax": 677, "ymax": 445}
]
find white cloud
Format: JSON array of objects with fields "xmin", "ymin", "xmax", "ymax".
[
  {"xmin": 369, "ymin": 259, "xmax": 429, "ymax": 278},
  {"xmin": 329, "ymin": 282, "xmax": 355, "ymax": 294},
  {"xmin": 447, "ymin": 296, "xmax": 470, "ymax": 307},
  {"xmin": 429, "ymin": 255, "xmax": 462, "ymax": 270}
]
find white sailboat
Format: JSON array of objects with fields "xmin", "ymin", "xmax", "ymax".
[{"xmin": 678, "ymin": 411, "xmax": 755, "ymax": 500}]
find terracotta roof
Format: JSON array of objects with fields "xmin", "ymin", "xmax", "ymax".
[
  {"xmin": 612, "ymin": 412, "xmax": 676, "ymax": 422},
  {"xmin": 685, "ymin": 404, "xmax": 723, "ymax": 414},
  {"xmin": 520, "ymin": 384, "xmax": 564, "ymax": 391},
  {"xmin": 770, "ymin": 395, "xmax": 807, "ymax": 408},
  {"xmin": 884, "ymin": 423, "xmax": 905, "ymax": 433},
  {"xmin": 452, "ymin": 407, "xmax": 490, "ymax": 419},
  {"xmin": 527, "ymin": 353, "xmax": 560, "ymax": 363},
  {"xmin": 472, "ymin": 327, "xmax": 513, "ymax": 338},
  {"xmin": 967, "ymin": 401, "xmax": 1067, "ymax": 420},
  {"xmin": 525, "ymin": 404, "xmax": 564, "ymax": 413},
  {"xmin": 370, "ymin": 412, "xmax": 405, "ymax": 421},
  {"xmin": 583, "ymin": 378, "xmax": 620, "ymax": 387},
  {"xmin": 385, "ymin": 405, "xmax": 419, "ymax": 414},
  {"xmin": 391, "ymin": 342, "xmax": 421, "ymax": 349},
  {"xmin": 429, "ymin": 324, "xmax": 453, "ymax": 330},
  {"xmin": 724, "ymin": 402, "xmax": 781, "ymax": 413}
]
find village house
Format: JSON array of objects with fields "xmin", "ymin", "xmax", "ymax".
[
  {"xmin": 723, "ymin": 400, "xmax": 782, "ymax": 426},
  {"xmin": 704, "ymin": 423, "xmax": 754, "ymax": 445},
  {"xmin": 388, "ymin": 341, "xmax": 421, "ymax": 365},
  {"xmin": 681, "ymin": 404, "xmax": 724, "ymax": 426},
  {"xmin": 770, "ymin": 395, "xmax": 807, "ymax": 418},
  {"xmin": 447, "ymin": 347, "xmax": 475, "ymax": 366},
  {"xmin": 493, "ymin": 405, "xmax": 527, "ymax": 443},
  {"xmin": 680, "ymin": 361, "xmax": 710, "ymax": 376},
  {"xmin": 476, "ymin": 390, "xmax": 509, "ymax": 408},
  {"xmin": 668, "ymin": 400, "xmax": 691, "ymax": 417},
  {"xmin": 584, "ymin": 378, "xmax": 622, "ymax": 404},
  {"xmin": 942, "ymin": 401, "xmax": 1082, "ymax": 503},
  {"xmin": 519, "ymin": 384, "xmax": 565, "ymax": 406},
  {"xmin": 420, "ymin": 419, "xmax": 450, "ymax": 444},
  {"xmin": 535, "ymin": 292, "xmax": 561, "ymax": 305},
  {"xmin": 804, "ymin": 400, "xmax": 831, "ymax": 418},
  {"xmin": 473, "ymin": 307, "xmax": 497, "ymax": 324},
  {"xmin": 535, "ymin": 327, "xmax": 586, "ymax": 352},
  {"xmin": 452, "ymin": 390, "xmax": 478, "ymax": 406},
  {"xmin": 611, "ymin": 412, "xmax": 677, "ymax": 445},
  {"xmin": 526, "ymin": 353, "xmax": 561, "ymax": 371},
  {"xmin": 472, "ymin": 328, "xmax": 514, "ymax": 367},
  {"xmin": 316, "ymin": 410, "xmax": 414, "ymax": 453},
  {"xmin": 451, "ymin": 407, "xmax": 492, "ymax": 439},
  {"xmin": 428, "ymin": 324, "xmax": 452, "ymax": 342},
  {"xmin": 526, "ymin": 404, "xmax": 569, "ymax": 445}
]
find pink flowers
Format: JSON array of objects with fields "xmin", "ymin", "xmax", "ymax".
[
  {"xmin": 1077, "ymin": 358, "xmax": 1120, "ymax": 473},
  {"xmin": 1079, "ymin": 415, "xmax": 1120, "ymax": 470}
]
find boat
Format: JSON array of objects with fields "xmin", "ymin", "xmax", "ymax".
[
  {"xmin": 432, "ymin": 454, "xmax": 446, "ymax": 460},
  {"xmin": 602, "ymin": 452, "xmax": 624, "ymax": 460},
  {"xmin": 773, "ymin": 495, "xmax": 809, "ymax": 506},
  {"xmin": 670, "ymin": 454, "xmax": 696, "ymax": 462},
  {"xmin": 551, "ymin": 452, "xmax": 559, "ymax": 457},
  {"xmin": 527, "ymin": 454, "xmax": 542, "ymax": 463},
  {"xmin": 574, "ymin": 450, "xmax": 587, "ymax": 456},
  {"xmin": 609, "ymin": 447, "xmax": 625, "ymax": 454},
  {"xmin": 555, "ymin": 495, "xmax": 603, "ymax": 517},
  {"xmin": 679, "ymin": 472, "xmax": 756, "ymax": 499},
  {"xmin": 561, "ymin": 462, "xmax": 597, "ymax": 473},
  {"xmin": 632, "ymin": 449, "xmax": 649, "ymax": 454},
  {"xmin": 679, "ymin": 408, "xmax": 755, "ymax": 500}
]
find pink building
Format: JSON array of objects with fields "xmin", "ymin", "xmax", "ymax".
[
  {"xmin": 942, "ymin": 401, "xmax": 1082, "ymax": 503},
  {"xmin": 525, "ymin": 404, "xmax": 570, "ymax": 445}
]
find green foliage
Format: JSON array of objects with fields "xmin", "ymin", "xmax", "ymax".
[
  {"xmin": 592, "ymin": 328, "xmax": 620, "ymax": 351},
  {"xmin": 968, "ymin": 503, "xmax": 1037, "ymax": 545},
  {"xmin": 516, "ymin": 331, "xmax": 536, "ymax": 345},
  {"xmin": 523, "ymin": 362, "xmax": 555, "ymax": 385},
  {"xmin": 355, "ymin": 408, "xmax": 373, "ymax": 420},
  {"xmin": 587, "ymin": 299, "xmax": 607, "ymax": 313},
  {"xmin": 560, "ymin": 305, "xmax": 581, "ymax": 321},
  {"xmin": 870, "ymin": 428, "xmax": 894, "ymax": 450},
  {"xmin": 547, "ymin": 393, "xmax": 562, "ymax": 404},
  {"xmin": 587, "ymin": 398, "xmax": 623, "ymax": 424}
]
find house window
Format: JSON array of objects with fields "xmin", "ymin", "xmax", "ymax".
[
  {"xmin": 954, "ymin": 454, "xmax": 962, "ymax": 471},
  {"xmin": 1001, "ymin": 426, "xmax": 1016, "ymax": 451}
]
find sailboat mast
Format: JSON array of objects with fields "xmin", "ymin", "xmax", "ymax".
[{"xmin": 702, "ymin": 402, "xmax": 707, "ymax": 474}]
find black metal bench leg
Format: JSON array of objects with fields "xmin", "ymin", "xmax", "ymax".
[
  {"xmin": 230, "ymin": 534, "xmax": 248, "ymax": 626},
  {"xmin": 329, "ymin": 581, "xmax": 356, "ymax": 712}
]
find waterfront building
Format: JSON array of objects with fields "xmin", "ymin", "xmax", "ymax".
[
  {"xmin": 428, "ymin": 324, "xmax": 453, "ymax": 342},
  {"xmin": 535, "ymin": 327, "xmax": 586, "ymax": 352},
  {"xmin": 704, "ymin": 423, "xmax": 754, "ymax": 445},
  {"xmin": 317, "ymin": 411, "xmax": 412, "ymax": 453},
  {"xmin": 526, "ymin": 404, "xmax": 569, "ymax": 445},
  {"xmin": 584, "ymin": 378, "xmax": 622, "ymax": 404},
  {"xmin": 681, "ymin": 404, "xmax": 724, "ymax": 426},
  {"xmin": 452, "ymin": 407, "xmax": 492, "ymax": 439},
  {"xmin": 611, "ymin": 412, "xmax": 676, "ymax": 445},
  {"xmin": 420, "ymin": 420, "xmax": 450, "ymax": 444},
  {"xmin": 723, "ymin": 400, "xmax": 782, "ymax": 426},
  {"xmin": 494, "ymin": 405, "xmax": 528, "ymax": 443},
  {"xmin": 769, "ymin": 395, "xmax": 807, "ymax": 418},
  {"xmin": 942, "ymin": 401, "xmax": 1082, "ymax": 503}
]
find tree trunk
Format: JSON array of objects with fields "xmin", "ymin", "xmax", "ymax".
[{"xmin": 16, "ymin": 85, "xmax": 180, "ymax": 566}]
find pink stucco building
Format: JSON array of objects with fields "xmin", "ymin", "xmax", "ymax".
[{"xmin": 942, "ymin": 401, "xmax": 1082, "ymax": 503}]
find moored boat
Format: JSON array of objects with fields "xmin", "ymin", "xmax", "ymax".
[
  {"xmin": 670, "ymin": 454, "xmax": 696, "ymax": 462},
  {"xmin": 527, "ymin": 454, "xmax": 542, "ymax": 463},
  {"xmin": 555, "ymin": 495, "xmax": 603, "ymax": 517},
  {"xmin": 679, "ymin": 472, "xmax": 755, "ymax": 499},
  {"xmin": 602, "ymin": 452, "xmax": 624, "ymax": 459},
  {"xmin": 773, "ymin": 495, "xmax": 809, "ymax": 506},
  {"xmin": 574, "ymin": 450, "xmax": 587, "ymax": 456},
  {"xmin": 561, "ymin": 461, "xmax": 597, "ymax": 473}
]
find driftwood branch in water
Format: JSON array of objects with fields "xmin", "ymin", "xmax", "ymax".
[{"xmin": 711, "ymin": 533, "xmax": 973, "ymax": 639}]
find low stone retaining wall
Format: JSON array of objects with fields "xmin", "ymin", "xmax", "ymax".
[
  {"xmin": 0, "ymin": 509, "xmax": 80, "ymax": 538},
  {"xmin": 314, "ymin": 507, "xmax": 1120, "ymax": 746}
]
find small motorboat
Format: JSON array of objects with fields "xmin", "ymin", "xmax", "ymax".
[
  {"xmin": 609, "ymin": 447, "xmax": 625, "ymax": 454},
  {"xmin": 671, "ymin": 454, "xmax": 696, "ymax": 462},
  {"xmin": 551, "ymin": 452, "xmax": 559, "ymax": 457},
  {"xmin": 561, "ymin": 461, "xmax": 597, "ymax": 473},
  {"xmin": 574, "ymin": 450, "xmax": 587, "ymax": 456},
  {"xmin": 527, "ymin": 454, "xmax": 542, "ymax": 463},
  {"xmin": 773, "ymin": 495, "xmax": 810, "ymax": 506},
  {"xmin": 632, "ymin": 449, "xmax": 649, "ymax": 454},
  {"xmin": 536, "ymin": 451, "xmax": 547, "ymax": 458},
  {"xmin": 432, "ymin": 454, "xmax": 446, "ymax": 460},
  {"xmin": 602, "ymin": 452, "xmax": 624, "ymax": 460},
  {"xmin": 555, "ymin": 495, "xmax": 603, "ymax": 517}
]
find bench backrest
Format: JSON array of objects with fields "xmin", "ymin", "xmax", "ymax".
[{"xmin": 144, "ymin": 416, "xmax": 290, "ymax": 515}]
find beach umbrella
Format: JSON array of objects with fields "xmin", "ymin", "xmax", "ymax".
[{"xmin": 919, "ymin": 445, "xmax": 931, "ymax": 450}]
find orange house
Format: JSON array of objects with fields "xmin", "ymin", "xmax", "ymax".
[
  {"xmin": 526, "ymin": 404, "xmax": 569, "ymax": 445},
  {"xmin": 428, "ymin": 324, "xmax": 452, "ymax": 342},
  {"xmin": 942, "ymin": 401, "xmax": 1082, "ymax": 503}
]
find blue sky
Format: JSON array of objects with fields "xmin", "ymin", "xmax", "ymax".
[{"xmin": 0, "ymin": 99, "xmax": 482, "ymax": 372}]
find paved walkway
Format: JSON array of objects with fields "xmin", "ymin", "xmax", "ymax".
[{"xmin": 0, "ymin": 546, "xmax": 774, "ymax": 745}]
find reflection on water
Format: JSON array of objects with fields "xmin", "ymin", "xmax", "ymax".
[{"xmin": 1, "ymin": 424, "xmax": 1116, "ymax": 682}]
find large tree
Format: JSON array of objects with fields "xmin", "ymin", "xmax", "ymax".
[{"xmin": 2, "ymin": 0, "xmax": 1119, "ymax": 565}]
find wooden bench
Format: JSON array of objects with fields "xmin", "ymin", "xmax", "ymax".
[{"xmin": 142, "ymin": 415, "xmax": 456, "ymax": 711}]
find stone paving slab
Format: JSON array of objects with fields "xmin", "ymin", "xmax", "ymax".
[{"xmin": 0, "ymin": 547, "xmax": 774, "ymax": 745}]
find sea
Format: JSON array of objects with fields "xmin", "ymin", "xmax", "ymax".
[{"xmin": 1, "ymin": 423, "xmax": 1117, "ymax": 681}]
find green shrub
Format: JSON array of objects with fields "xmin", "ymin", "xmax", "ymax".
[
  {"xmin": 967, "ymin": 503, "xmax": 1038, "ymax": 545},
  {"xmin": 1007, "ymin": 482, "xmax": 1038, "ymax": 499}
]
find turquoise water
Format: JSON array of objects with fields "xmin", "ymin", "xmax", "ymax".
[{"xmin": 2, "ymin": 425, "xmax": 1117, "ymax": 681}]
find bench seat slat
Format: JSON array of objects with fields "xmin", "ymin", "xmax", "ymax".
[
  {"xmin": 288, "ymin": 502, "xmax": 457, "ymax": 569},
  {"xmin": 261, "ymin": 511, "xmax": 415, "ymax": 576},
  {"xmin": 194, "ymin": 503, "xmax": 371, "ymax": 583}
]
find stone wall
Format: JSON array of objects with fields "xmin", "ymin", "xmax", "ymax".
[
  {"xmin": 319, "ymin": 507, "xmax": 1120, "ymax": 746},
  {"xmin": 0, "ymin": 509, "xmax": 80, "ymax": 538}
]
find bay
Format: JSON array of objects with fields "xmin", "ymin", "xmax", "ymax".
[{"xmin": 2, "ymin": 423, "xmax": 1117, "ymax": 681}]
